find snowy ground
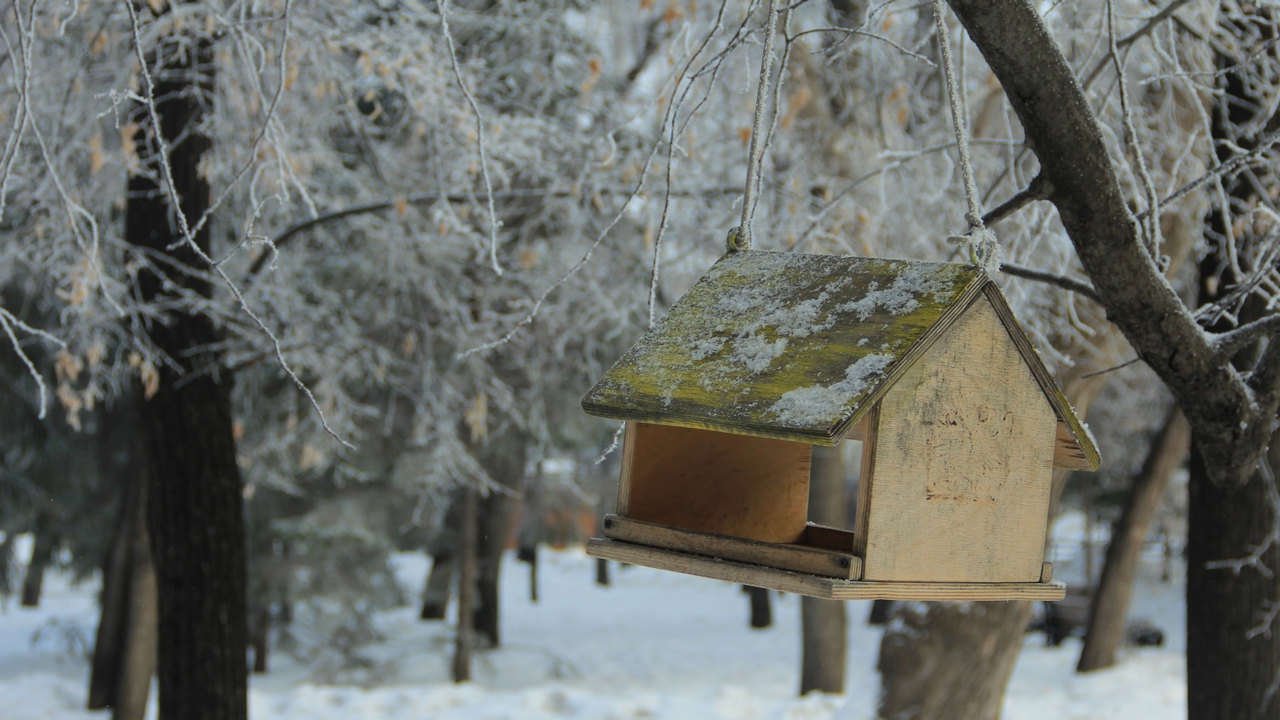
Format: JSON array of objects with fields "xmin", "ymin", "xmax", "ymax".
[{"xmin": 2, "ymin": 516, "xmax": 1185, "ymax": 720}]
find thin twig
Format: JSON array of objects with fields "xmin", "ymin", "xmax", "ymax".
[
  {"xmin": 999, "ymin": 261, "xmax": 1102, "ymax": 303},
  {"xmin": 1108, "ymin": 0, "xmax": 1163, "ymax": 263},
  {"xmin": 439, "ymin": 0, "xmax": 503, "ymax": 276},
  {"xmin": 0, "ymin": 308, "xmax": 66, "ymax": 420},
  {"xmin": 1211, "ymin": 313, "xmax": 1280, "ymax": 363},
  {"xmin": 739, "ymin": 0, "xmax": 783, "ymax": 248},
  {"xmin": 247, "ymin": 185, "xmax": 743, "ymax": 280}
]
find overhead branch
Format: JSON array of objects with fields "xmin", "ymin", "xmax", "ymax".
[
  {"xmin": 946, "ymin": 0, "xmax": 1266, "ymax": 487},
  {"xmin": 246, "ymin": 185, "xmax": 743, "ymax": 280}
]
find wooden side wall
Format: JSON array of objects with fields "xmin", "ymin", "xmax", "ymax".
[
  {"xmin": 617, "ymin": 422, "xmax": 812, "ymax": 543},
  {"xmin": 857, "ymin": 298, "xmax": 1058, "ymax": 582}
]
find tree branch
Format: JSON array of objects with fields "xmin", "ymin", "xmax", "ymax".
[
  {"xmin": 947, "ymin": 0, "xmax": 1268, "ymax": 487},
  {"xmin": 999, "ymin": 261, "xmax": 1100, "ymax": 303},
  {"xmin": 981, "ymin": 173, "xmax": 1052, "ymax": 228},
  {"xmin": 247, "ymin": 185, "xmax": 743, "ymax": 280},
  {"xmin": 1212, "ymin": 314, "xmax": 1280, "ymax": 364}
]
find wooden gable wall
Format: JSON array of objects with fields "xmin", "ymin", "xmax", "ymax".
[{"xmin": 854, "ymin": 297, "xmax": 1058, "ymax": 583}]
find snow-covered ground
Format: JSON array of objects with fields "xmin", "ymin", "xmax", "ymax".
[{"xmin": 2, "ymin": 516, "xmax": 1185, "ymax": 720}]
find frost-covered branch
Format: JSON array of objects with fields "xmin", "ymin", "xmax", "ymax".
[
  {"xmin": 0, "ymin": 307, "xmax": 65, "ymax": 419},
  {"xmin": 438, "ymin": 0, "xmax": 502, "ymax": 276}
]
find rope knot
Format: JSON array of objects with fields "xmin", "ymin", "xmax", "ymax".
[{"xmin": 948, "ymin": 226, "xmax": 1002, "ymax": 275}]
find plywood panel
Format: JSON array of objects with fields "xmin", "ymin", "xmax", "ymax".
[
  {"xmin": 861, "ymin": 298, "xmax": 1057, "ymax": 582},
  {"xmin": 619, "ymin": 422, "xmax": 812, "ymax": 543},
  {"xmin": 586, "ymin": 538, "xmax": 1066, "ymax": 601}
]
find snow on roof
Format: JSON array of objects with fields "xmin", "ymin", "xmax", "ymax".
[{"xmin": 581, "ymin": 251, "xmax": 986, "ymax": 444}]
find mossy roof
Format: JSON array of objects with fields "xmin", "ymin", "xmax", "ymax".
[{"xmin": 582, "ymin": 250, "xmax": 1100, "ymax": 469}]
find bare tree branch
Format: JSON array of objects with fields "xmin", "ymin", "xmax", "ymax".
[{"xmin": 999, "ymin": 261, "xmax": 1100, "ymax": 303}]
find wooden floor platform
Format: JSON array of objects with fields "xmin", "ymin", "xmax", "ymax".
[{"xmin": 586, "ymin": 538, "xmax": 1067, "ymax": 601}]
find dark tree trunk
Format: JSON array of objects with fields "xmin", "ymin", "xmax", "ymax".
[
  {"xmin": 799, "ymin": 445, "xmax": 846, "ymax": 695},
  {"xmin": 452, "ymin": 485, "xmax": 479, "ymax": 683},
  {"xmin": 471, "ymin": 433, "xmax": 525, "ymax": 647},
  {"xmin": 421, "ymin": 549, "xmax": 455, "ymax": 620},
  {"xmin": 744, "ymin": 586, "xmax": 772, "ymax": 629},
  {"xmin": 518, "ymin": 543, "xmax": 539, "ymax": 603},
  {"xmin": 1185, "ymin": 11, "xmax": 1280, "ymax": 718},
  {"xmin": 249, "ymin": 605, "xmax": 271, "ymax": 674},
  {"xmin": 126, "ymin": 24, "xmax": 247, "ymax": 720},
  {"xmin": 878, "ymin": 602, "xmax": 1029, "ymax": 720},
  {"xmin": 20, "ymin": 507, "xmax": 60, "ymax": 608},
  {"xmin": 474, "ymin": 489, "xmax": 518, "ymax": 647},
  {"xmin": 1187, "ymin": 444, "xmax": 1280, "ymax": 719},
  {"xmin": 1078, "ymin": 409, "xmax": 1189, "ymax": 672}
]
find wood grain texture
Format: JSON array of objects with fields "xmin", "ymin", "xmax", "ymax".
[
  {"xmin": 862, "ymin": 297, "xmax": 1057, "ymax": 583},
  {"xmin": 619, "ymin": 423, "xmax": 812, "ymax": 543},
  {"xmin": 586, "ymin": 539, "xmax": 1066, "ymax": 600},
  {"xmin": 602, "ymin": 515, "xmax": 861, "ymax": 579}
]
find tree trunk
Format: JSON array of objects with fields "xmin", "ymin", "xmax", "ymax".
[
  {"xmin": 474, "ymin": 488, "xmax": 517, "ymax": 647},
  {"xmin": 452, "ymin": 485, "xmax": 479, "ymax": 683},
  {"xmin": 1078, "ymin": 408, "xmax": 1189, "ymax": 672},
  {"xmin": 878, "ymin": 602, "xmax": 1029, "ymax": 720},
  {"xmin": 799, "ymin": 445, "xmax": 847, "ymax": 695},
  {"xmin": 744, "ymin": 586, "xmax": 772, "ymax": 629},
  {"xmin": 114, "ymin": 486, "xmax": 158, "ymax": 720},
  {"xmin": 126, "ymin": 24, "xmax": 247, "ymax": 720},
  {"xmin": 421, "ymin": 549, "xmax": 455, "ymax": 620},
  {"xmin": 471, "ymin": 433, "xmax": 525, "ymax": 647},
  {"xmin": 1187, "ymin": 444, "xmax": 1280, "ymax": 719},
  {"xmin": 20, "ymin": 508, "xmax": 60, "ymax": 608},
  {"xmin": 248, "ymin": 605, "xmax": 270, "ymax": 674}
]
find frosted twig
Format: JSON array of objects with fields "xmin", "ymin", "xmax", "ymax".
[
  {"xmin": 439, "ymin": 0, "xmax": 503, "ymax": 276},
  {"xmin": 649, "ymin": 0, "xmax": 744, "ymax": 327},
  {"xmin": 0, "ymin": 308, "xmax": 66, "ymax": 420},
  {"xmin": 791, "ymin": 26, "xmax": 934, "ymax": 66},
  {"xmin": 202, "ymin": 0, "xmax": 309, "ymax": 263},
  {"xmin": 0, "ymin": 10, "xmax": 31, "ymax": 227},
  {"xmin": 1108, "ymin": 0, "xmax": 1163, "ymax": 264},
  {"xmin": 738, "ymin": 0, "xmax": 783, "ymax": 249},
  {"xmin": 462, "ymin": 3, "xmax": 744, "ymax": 356},
  {"xmin": 124, "ymin": 1, "xmax": 352, "ymax": 448},
  {"xmin": 999, "ymin": 262, "xmax": 1101, "ymax": 303},
  {"xmin": 594, "ymin": 422, "xmax": 627, "ymax": 465}
]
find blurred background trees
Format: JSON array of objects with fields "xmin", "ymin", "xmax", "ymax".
[{"xmin": 2, "ymin": 1, "xmax": 1279, "ymax": 719}]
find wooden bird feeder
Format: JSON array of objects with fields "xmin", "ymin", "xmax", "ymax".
[{"xmin": 582, "ymin": 250, "xmax": 1100, "ymax": 601}]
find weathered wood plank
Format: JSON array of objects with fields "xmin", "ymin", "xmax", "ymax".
[
  {"xmin": 586, "ymin": 538, "xmax": 1067, "ymax": 601},
  {"xmin": 603, "ymin": 515, "xmax": 861, "ymax": 579},
  {"xmin": 863, "ymin": 297, "xmax": 1056, "ymax": 583}
]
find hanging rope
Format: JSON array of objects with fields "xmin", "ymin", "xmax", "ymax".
[
  {"xmin": 731, "ymin": 0, "xmax": 783, "ymax": 253},
  {"xmin": 931, "ymin": 0, "xmax": 1001, "ymax": 274}
]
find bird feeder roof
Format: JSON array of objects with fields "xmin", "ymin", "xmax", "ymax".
[{"xmin": 582, "ymin": 250, "xmax": 1099, "ymax": 470}]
